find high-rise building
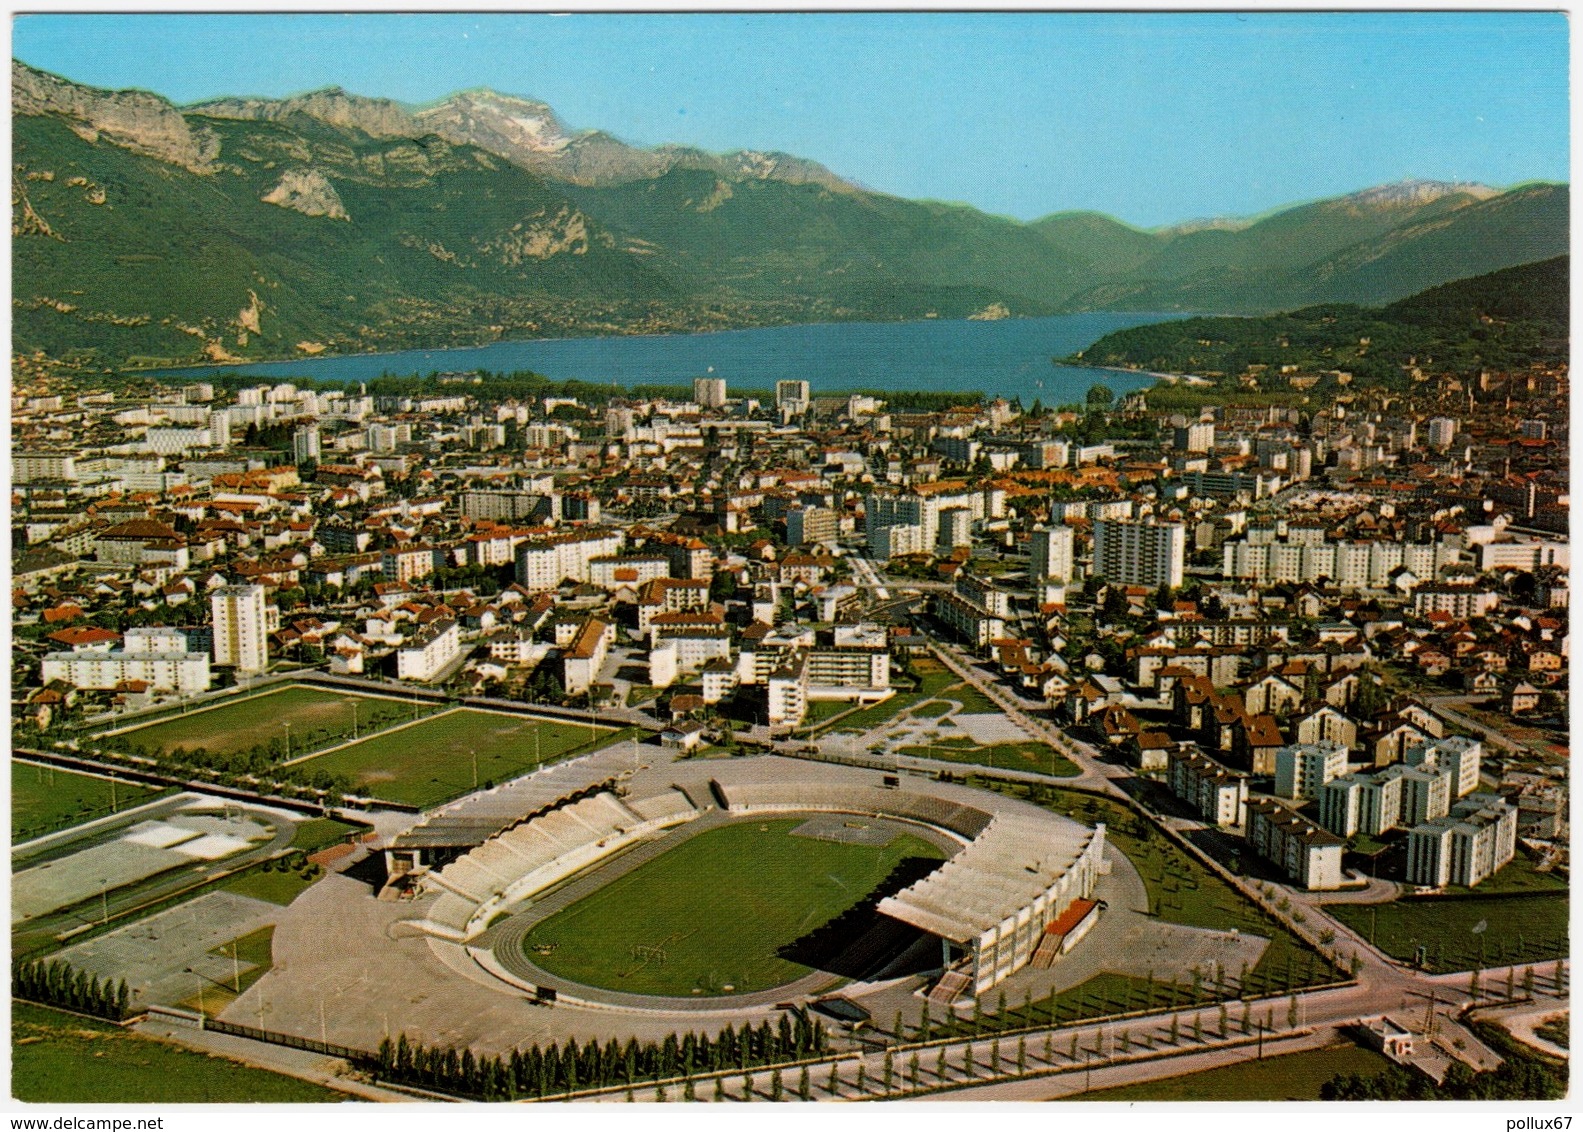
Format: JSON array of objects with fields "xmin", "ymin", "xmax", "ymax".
[
  {"xmin": 293, "ymin": 424, "xmax": 321, "ymax": 464},
  {"xmin": 1092, "ymin": 518, "xmax": 1186, "ymax": 589},
  {"xmin": 1029, "ymin": 524, "xmax": 1076, "ymax": 584},
  {"xmin": 1427, "ymin": 416, "xmax": 1459, "ymax": 450},
  {"xmin": 211, "ymin": 584, "xmax": 269, "ymax": 674},
  {"xmin": 693, "ymin": 376, "xmax": 727, "ymax": 409},
  {"xmin": 776, "ymin": 380, "xmax": 811, "ymax": 418},
  {"xmin": 1173, "ymin": 421, "xmax": 1215, "ymax": 453},
  {"xmin": 786, "ymin": 505, "xmax": 839, "ymax": 546}
]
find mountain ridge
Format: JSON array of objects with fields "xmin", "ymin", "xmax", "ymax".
[{"xmin": 10, "ymin": 59, "xmax": 1570, "ymax": 370}]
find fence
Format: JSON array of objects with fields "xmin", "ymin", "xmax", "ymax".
[{"xmin": 204, "ymin": 1017, "xmax": 375, "ymax": 1065}]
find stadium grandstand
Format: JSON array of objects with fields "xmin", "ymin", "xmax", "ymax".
[
  {"xmin": 402, "ymin": 789, "xmax": 699, "ymax": 941},
  {"xmin": 710, "ymin": 766, "xmax": 1106, "ymax": 998}
]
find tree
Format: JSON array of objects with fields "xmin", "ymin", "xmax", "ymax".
[{"xmin": 1086, "ymin": 383, "xmax": 1114, "ymax": 407}]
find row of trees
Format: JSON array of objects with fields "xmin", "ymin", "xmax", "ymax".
[
  {"xmin": 13, "ymin": 958, "xmax": 131, "ymax": 1021},
  {"xmin": 376, "ymin": 1014, "xmax": 829, "ymax": 1100},
  {"xmin": 97, "ymin": 739, "xmax": 354, "ymax": 806}
]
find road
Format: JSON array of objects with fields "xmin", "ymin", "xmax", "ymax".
[{"xmin": 1427, "ymin": 694, "xmax": 1549, "ymax": 758}]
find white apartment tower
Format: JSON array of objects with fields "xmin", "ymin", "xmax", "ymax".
[
  {"xmin": 693, "ymin": 376, "xmax": 727, "ymax": 409},
  {"xmin": 211, "ymin": 584, "xmax": 269, "ymax": 674},
  {"xmin": 1029, "ymin": 524, "xmax": 1076, "ymax": 584},
  {"xmin": 1092, "ymin": 518, "xmax": 1186, "ymax": 589},
  {"xmin": 1427, "ymin": 416, "xmax": 1459, "ymax": 450},
  {"xmin": 293, "ymin": 424, "xmax": 321, "ymax": 463}
]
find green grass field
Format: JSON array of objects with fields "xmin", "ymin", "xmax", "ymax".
[
  {"xmin": 898, "ymin": 740, "xmax": 1080, "ymax": 777},
  {"xmin": 11, "ymin": 1002, "xmax": 346, "ymax": 1103},
  {"xmin": 105, "ymin": 686, "xmax": 428, "ymax": 759},
  {"xmin": 292, "ymin": 708, "xmax": 629, "ymax": 807},
  {"xmin": 178, "ymin": 927, "xmax": 275, "ymax": 1013},
  {"xmin": 290, "ymin": 816, "xmax": 369, "ymax": 852},
  {"xmin": 12, "ymin": 762, "xmax": 168, "ymax": 840},
  {"xmin": 934, "ymin": 971, "xmax": 1231, "ymax": 1039},
  {"xmin": 524, "ymin": 818, "xmax": 946, "ymax": 997},
  {"xmin": 1329, "ymin": 893, "xmax": 1569, "ymax": 973},
  {"xmin": 1076, "ymin": 1043, "xmax": 1394, "ymax": 1101},
  {"xmin": 221, "ymin": 866, "xmax": 317, "ymax": 907}
]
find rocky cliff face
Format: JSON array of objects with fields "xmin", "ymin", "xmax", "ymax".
[
  {"xmin": 260, "ymin": 167, "xmax": 350, "ymax": 220},
  {"xmin": 190, "ymin": 86, "xmax": 414, "ymax": 139},
  {"xmin": 13, "ymin": 60, "xmax": 220, "ymax": 173}
]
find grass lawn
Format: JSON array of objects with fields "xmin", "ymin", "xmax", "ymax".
[
  {"xmin": 912, "ymin": 700, "xmax": 954, "ymax": 719},
  {"xmin": 11, "ymin": 1002, "xmax": 346, "ymax": 1103},
  {"xmin": 12, "ymin": 762, "xmax": 169, "ymax": 840},
  {"xmin": 946, "ymin": 685, "xmax": 1001, "ymax": 714},
  {"xmin": 105, "ymin": 685, "xmax": 429, "ymax": 759},
  {"xmin": 523, "ymin": 818, "xmax": 946, "ymax": 997},
  {"xmin": 815, "ymin": 691, "xmax": 920, "ymax": 736},
  {"xmin": 1535, "ymin": 1015, "xmax": 1568, "ymax": 1050},
  {"xmin": 292, "ymin": 709, "xmax": 633, "ymax": 808},
  {"xmin": 221, "ymin": 866, "xmax": 318, "ymax": 907},
  {"xmin": 804, "ymin": 700, "xmax": 854, "ymax": 724},
  {"xmin": 1329, "ymin": 893, "xmax": 1569, "ymax": 974},
  {"xmin": 934, "ymin": 971, "xmax": 1231, "ymax": 1039},
  {"xmin": 1446, "ymin": 852, "xmax": 1569, "ymax": 896},
  {"xmin": 997, "ymin": 782, "xmax": 1340, "ymax": 993},
  {"xmin": 290, "ymin": 816, "xmax": 369, "ymax": 852},
  {"xmin": 898, "ymin": 740, "xmax": 1080, "ymax": 777},
  {"xmin": 1076, "ymin": 1043, "xmax": 1395, "ymax": 1101},
  {"xmin": 178, "ymin": 926, "xmax": 276, "ymax": 1013}
]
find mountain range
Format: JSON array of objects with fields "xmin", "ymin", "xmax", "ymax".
[{"xmin": 10, "ymin": 60, "xmax": 1570, "ymax": 369}]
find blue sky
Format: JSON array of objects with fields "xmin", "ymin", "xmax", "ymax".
[{"xmin": 11, "ymin": 11, "xmax": 1569, "ymax": 227}]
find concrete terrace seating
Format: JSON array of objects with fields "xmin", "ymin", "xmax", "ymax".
[
  {"xmin": 404, "ymin": 789, "xmax": 698, "ymax": 941},
  {"xmin": 713, "ymin": 780, "xmax": 994, "ymax": 841},
  {"xmin": 626, "ymin": 790, "xmax": 696, "ymax": 825}
]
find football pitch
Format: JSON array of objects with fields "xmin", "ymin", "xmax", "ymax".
[
  {"xmin": 522, "ymin": 818, "xmax": 947, "ymax": 997},
  {"xmin": 291, "ymin": 708, "xmax": 623, "ymax": 807},
  {"xmin": 12, "ymin": 762, "xmax": 169, "ymax": 841},
  {"xmin": 102, "ymin": 685, "xmax": 427, "ymax": 759}
]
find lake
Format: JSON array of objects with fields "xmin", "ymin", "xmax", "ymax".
[{"xmin": 158, "ymin": 311, "xmax": 1188, "ymax": 407}]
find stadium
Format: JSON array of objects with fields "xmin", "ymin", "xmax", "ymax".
[{"xmin": 370, "ymin": 753, "xmax": 1108, "ymax": 1016}]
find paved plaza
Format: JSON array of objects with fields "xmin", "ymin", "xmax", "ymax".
[{"xmin": 57, "ymin": 889, "xmax": 282, "ymax": 1009}]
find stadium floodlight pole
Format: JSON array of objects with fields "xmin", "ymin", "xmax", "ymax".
[
  {"xmin": 99, "ymin": 878, "xmax": 109, "ymax": 925},
  {"xmin": 352, "ymin": 700, "xmax": 358, "ymax": 740},
  {"xmin": 471, "ymin": 748, "xmax": 478, "ymax": 790},
  {"xmin": 282, "ymin": 720, "xmax": 291, "ymax": 760}
]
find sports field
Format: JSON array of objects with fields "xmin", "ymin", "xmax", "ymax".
[
  {"xmin": 11, "ymin": 1003, "xmax": 343, "ymax": 1103},
  {"xmin": 1329, "ymin": 893, "xmax": 1569, "ymax": 973},
  {"xmin": 105, "ymin": 685, "xmax": 427, "ymax": 759},
  {"xmin": 1076, "ymin": 1043, "xmax": 1394, "ymax": 1101},
  {"xmin": 292, "ymin": 708, "xmax": 623, "ymax": 808},
  {"xmin": 523, "ymin": 818, "xmax": 947, "ymax": 997},
  {"xmin": 12, "ymin": 762, "xmax": 168, "ymax": 840}
]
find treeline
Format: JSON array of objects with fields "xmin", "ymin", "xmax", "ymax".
[
  {"xmin": 1071, "ymin": 257, "xmax": 1568, "ymax": 388},
  {"xmin": 376, "ymin": 1013, "xmax": 828, "ymax": 1100},
  {"xmin": 98, "ymin": 738, "xmax": 353, "ymax": 806},
  {"xmin": 1321, "ymin": 1056, "xmax": 1563, "ymax": 1101},
  {"xmin": 192, "ymin": 367, "xmax": 988, "ymax": 415},
  {"xmin": 13, "ymin": 958, "xmax": 131, "ymax": 1021}
]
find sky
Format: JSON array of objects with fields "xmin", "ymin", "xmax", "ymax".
[{"xmin": 10, "ymin": 11, "xmax": 1570, "ymax": 228}]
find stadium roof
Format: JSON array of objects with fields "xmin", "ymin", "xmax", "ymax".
[{"xmin": 877, "ymin": 813, "xmax": 1100, "ymax": 944}]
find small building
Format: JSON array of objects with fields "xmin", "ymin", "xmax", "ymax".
[
  {"xmin": 661, "ymin": 719, "xmax": 708, "ymax": 751},
  {"xmin": 1360, "ymin": 1016, "xmax": 1415, "ymax": 1059}
]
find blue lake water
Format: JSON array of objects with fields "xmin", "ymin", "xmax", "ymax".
[{"xmin": 159, "ymin": 311, "xmax": 1189, "ymax": 406}]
